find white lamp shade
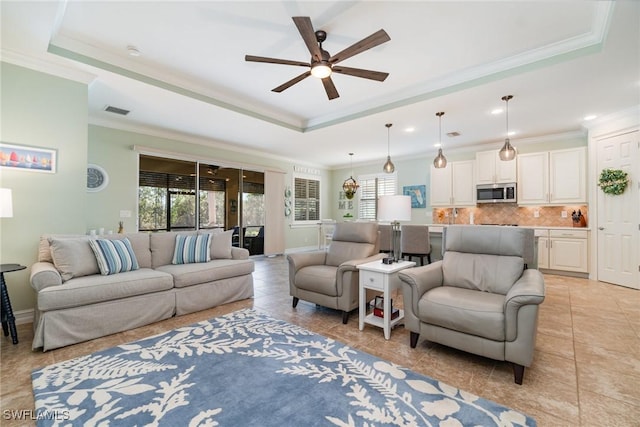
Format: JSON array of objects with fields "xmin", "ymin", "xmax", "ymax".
[
  {"xmin": 0, "ymin": 188, "xmax": 13, "ymax": 218},
  {"xmin": 377, "ymin": 195, "xmax": 411, "ymax": 222}
]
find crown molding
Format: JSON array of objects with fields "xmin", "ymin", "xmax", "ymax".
[{"xmin": 0, "ymin": 48, "xmax": 96, "ymax": 85}]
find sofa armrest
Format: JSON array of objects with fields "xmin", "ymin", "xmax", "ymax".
[
  {"xmin": 231, "ymin": 247, "xmax": 250, "ymax": 260},
  {"xmin": 398, "ymin": 261, "xmax": 444, "ymax": 315},
  {"xmin": 504, "ymin": 269, "xmax": 545, "ymax": 340},
  {"xmin": 30, "ymin": 262, "xmax": 62, "ymax": 292}
]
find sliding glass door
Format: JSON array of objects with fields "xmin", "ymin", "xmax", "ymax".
[{"xmin": 138, "ymin": 155, "xmax": 266, "ymax": 255}]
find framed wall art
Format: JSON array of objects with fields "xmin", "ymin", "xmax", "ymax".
[
  {"xmin": 0, "ymin": 142, "xmax": 57, "ymax": 173},
  {"xmin": 403, "ymin": 184, "xmax": 427, "ymax": 208}
]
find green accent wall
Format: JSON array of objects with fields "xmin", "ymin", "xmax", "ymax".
[{"xmin": 0, "ymin": 62, "xmax": 88, "ymax": 312}]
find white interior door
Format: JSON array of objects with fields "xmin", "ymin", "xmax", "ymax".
[{"xmin": 596, "ymin": 130, "xmax": 639, "ymax": 289}]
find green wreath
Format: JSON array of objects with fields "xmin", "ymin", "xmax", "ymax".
[{"xmin": 598, "ymin": 169, "xmax": 629, "ymax": 195}]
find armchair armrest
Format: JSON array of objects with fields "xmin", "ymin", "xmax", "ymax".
[
  {"xmin": 287, "ymin": 251, "xmax": 328, "ymax": 274},
  {"xmin": 337, "ymin": 252, "xmax": 387, "ymax": 273},
  {"xmin": 504, "ymin": 269, "xmax": 545, "ymax": 340},
  {"xmin": 398, "ymin": 261, "xmax": 444, "ymax": 315},
  {"xmin": 30, "ymin": 262, "xmax": 62, "ymax": 292}
]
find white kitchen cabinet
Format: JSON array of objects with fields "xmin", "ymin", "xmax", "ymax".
[
  {"xmin": 536, "ymin": 228, "xmax": 588, "ymax": 273},
  {"xmin": 476, "ymin": 150, "xmax": 517, "ymax": 185},
  {"xmin": 535, "ymin": 229, "xmax": 549, "ymax": 269},
  {"xmin": 517, "ymin": 147, "xmax": 586, "ymax": 205},
  {"xmin": 548, "ymin": 229, "xmax": 589, "ymax": 273},
  {"xmin": 430, "ymin": 161, "xmax": 475, "ymax": 207}
]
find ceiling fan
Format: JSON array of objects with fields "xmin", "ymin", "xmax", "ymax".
[{"xmin": 245, "ymin": 16, "xmax": 390, "ymax": 100}]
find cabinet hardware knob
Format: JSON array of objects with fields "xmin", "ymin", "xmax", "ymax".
[{"xmin": 598, "ymin": 227, "xmax": 605, "ymax": 230}]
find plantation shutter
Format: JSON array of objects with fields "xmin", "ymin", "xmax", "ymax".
[
  {"xmin": 294, "ymin": 177, "xmax": 320, "ymax": 221},
  {"xmin": 358, "ymin": 173, "xmax": 397, "ymax": 220}
]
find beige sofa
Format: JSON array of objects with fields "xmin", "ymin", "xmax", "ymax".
[{"xmin": 30, "ymin": 231, "xmax": 254, "ymax": 351}]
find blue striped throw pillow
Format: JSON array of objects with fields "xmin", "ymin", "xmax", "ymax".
[
  {"xmin": 89, "ymin": 238, "xmax": 139, "ymax": 275},
  {"xmin": 172, "ymin": 234, "xmax": 211, "ymax": 264}
]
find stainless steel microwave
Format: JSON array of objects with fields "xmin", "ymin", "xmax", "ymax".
[{"xmin": 476, "ymin": 183, "xmax": 516, "ymax": 203}]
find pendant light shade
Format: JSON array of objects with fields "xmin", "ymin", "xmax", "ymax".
[
  {"xmin": 382, "ymin": 123, "xmax": 395, "ymax": 173},
  {"xmin": 433, "ymin": 112, "xmax": 447, "ymax": 168},
  {"xmin": 498, "ymin": 95, "xmax": 517, "ymax": 161},
  {"xmin": 343, "ymin": 153, "xmax": 359, "ymax": 200}
]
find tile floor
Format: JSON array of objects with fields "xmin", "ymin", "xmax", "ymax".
[{"xmin": 1, "ymin": 255, "xmax": 639, "ymax": 426}]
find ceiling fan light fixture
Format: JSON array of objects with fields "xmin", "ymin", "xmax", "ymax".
[
  {"xmin": 432, "ymin": 112, "xmax": 447, "ymax": 169},
  {"xmin": 498, "ymin": 95, "xmax": 516, "ymax": 161},
  {"xmin": 311, "ymin": 62, "xmax": 332, "ymax": 78}
]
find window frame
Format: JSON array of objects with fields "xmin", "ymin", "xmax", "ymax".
[{"xmin": 357, "ymin": 172, "xmax": 398, "ymax": 220}]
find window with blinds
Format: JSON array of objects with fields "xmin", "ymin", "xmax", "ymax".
[
  {"xmin": 358, "ymin": 173, "xmax": 398, "ymax": 220},
  {"xmin": 293, "ymin": 176, "xmax": 320, "ymax": 222}
]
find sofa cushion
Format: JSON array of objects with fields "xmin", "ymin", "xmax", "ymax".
[
  {"xmin": 49, "ymin": 237, "xmax": 99, "ymax": 282},
  {"xmin": 293, "ymin": 265, "xmax": 338, "ymax": 296},
  {"xmin": 442, "ymin": 252, "xmax": 524, "ymax": 295},
  {"xmin": 200, "ymin": 229, "xmax": 233, "ymax": 259},
  {"xmin": 172, "ymin": 234, "xmax": 211, "ymax": 264},
  {"xmin": 155, "ymin": 259, "xmax": 254, "ymax": 288},
  {"xmin": 419, "ymin": 286, "xmax": 506, "ymax": 341},
  {"xmin": 37, "ymin": 268, "xmax": 174, "ymax": 311},
  {"xmin": 102, "ymin": 233, "xmax": 152, "ymax": 269},
  {"xmin": 150, "ymin": 231, "xmax": 198, "ymax": 268},
  {"xmin": 89, "ymin": 238, "xmax": 140, "ymax": 275},
  {"xmin": 39, "ymin": 234, "xmax": 86, "ymax": 263}
]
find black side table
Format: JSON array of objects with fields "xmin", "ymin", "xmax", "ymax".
[{"xmin": 1, "ymin": 263, "xmax": 25, "ymax": 345}]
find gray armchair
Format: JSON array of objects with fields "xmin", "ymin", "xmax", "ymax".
[
  {"xmin": 398, "ymin": 225, "xmax": 545, "ymax": 384},
  {"xmin": 288, "ymin": 222, "xmax": 385, "ymax": 323}
]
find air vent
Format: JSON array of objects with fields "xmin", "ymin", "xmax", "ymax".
[
  {"xmin": 447, "ymin": 131, "xmax": 461, "ymax": 137},
  {"xmin": 104, "ymin": 105, "xmax": 130, "ymax": 116}
]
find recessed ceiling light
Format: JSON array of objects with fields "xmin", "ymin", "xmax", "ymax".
[
  {"xmin": 404, "ymin": 127, "xmax": 415, "ymax": 133},
  {"xmin": 583, "ymin": 114, "xmax": 597, "ymax": 121},
  {"xmin": 127, "ymin": 45, "xmax": 140, "ymax": 57},
  {"xmin": 491, "ymin": 108, "xmax": 503, "ymax": 115}
]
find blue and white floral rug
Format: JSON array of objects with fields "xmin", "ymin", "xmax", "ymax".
[{"xmin": 32, "ymin": 309, "xmax": 535, "ymax": 426}]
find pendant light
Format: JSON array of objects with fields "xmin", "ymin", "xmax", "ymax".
[
  {"xmin": 342, "ymin": 153, "xmax": 359, "ymax": 200},
  {"xmin": 498, "ymin": 95, "xmax": 516, "ymax": 161},
  {"xmin": 433, "ymin": 111, "xmax": 447, "ymax": 168},
  {"xmin": 382, "ymin": 123, "xmax": 395, "ymax": 173}
]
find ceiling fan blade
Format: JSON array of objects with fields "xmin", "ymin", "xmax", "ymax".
[
  {"xmin": 332, "ymin": 66, "xmax": 389, "ymax": 82},
  {"xmin": 292, "ymin": 16, "xmax": 322, "ymax": 62},
  {"xmin": 329, "ymin": 29, "xmax": 390, "ymax": 65},
  {"xmin": 272, "ymin": 71, "xmax": 312, "ymax": 93},
  {"xmin": 245, "ymin": 55, "xmax": 309, "ymax": 67},
  {"xmin": 321, "ymin": 76, "xmax": 339, "ymax": 100}
]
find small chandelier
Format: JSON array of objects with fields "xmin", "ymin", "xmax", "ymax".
[
  {"xmin": 433, "ymin": 111, "xmax": 447, "ymax": 168},
  {"xmin": 382, "ymin": 123, "xmax": 395, "ymax": 173},
  {"xmin": 343, "ymin": 153, "xmax": 359, "ymax": 200},
  {"xmin": 498, "ymin": 95, "xmax": 516, "ymax": 161}
]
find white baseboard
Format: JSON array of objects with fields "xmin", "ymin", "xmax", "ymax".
[{"xmin": 13, "ymin": 308, "xmax": 34, "ymax": 325}]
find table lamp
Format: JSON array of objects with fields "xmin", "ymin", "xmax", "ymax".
[
  {"xmin": 0, "ymin": 188, "xmax": 13, "ymax": 218},
  {"xmin": 377, "ymin": 195, "xmax": 411, "ymax": 262}
]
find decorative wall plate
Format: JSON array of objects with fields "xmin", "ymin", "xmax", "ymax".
[{"xmin": 87, "ymin": 163, "xmax": 109, "ymax": 192}]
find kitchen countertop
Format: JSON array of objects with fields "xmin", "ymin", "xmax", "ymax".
[{"xmin": 425, "ymin": 224, "xmax": 590, "ymax": 233}]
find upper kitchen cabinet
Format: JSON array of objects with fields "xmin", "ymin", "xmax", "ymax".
[
  {"xmin": 476, "ymin": 150, "xmax": 517, "ymax": 185},
  {"xmin": 430, "ymin": 161, "xmax": 475, "ymax": 207},
  {"xmin": 517, "ymin": 147, "xmax": 586, "ymax": 205}
]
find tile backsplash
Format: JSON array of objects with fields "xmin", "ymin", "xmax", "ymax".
[{"xmin": 433, "ymin": 204, "xmax": 589, "ymax": 227}]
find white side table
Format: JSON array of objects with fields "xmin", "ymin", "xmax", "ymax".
[{"xmin": 357, "ymin": 260, "xmax": 415, "ymax": 339}]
